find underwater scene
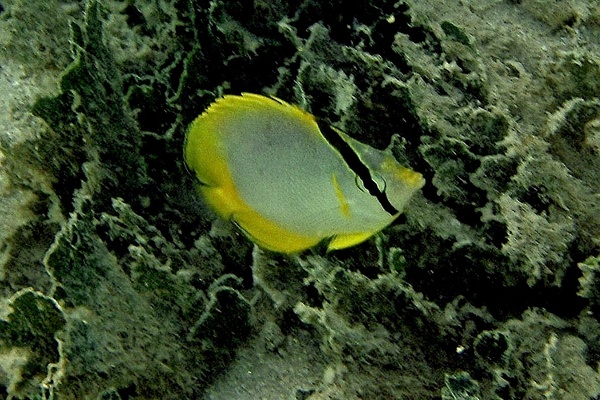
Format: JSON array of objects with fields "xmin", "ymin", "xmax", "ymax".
[{"xmin": 0, "ymin": 0, "xmax": 599, "ymax": 399}]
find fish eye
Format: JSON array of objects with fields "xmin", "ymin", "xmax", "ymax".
[
  {"xmin": 354, "ymin": 175, "xmax": 367, "ymax": 192},
  {"xmin": 380, "ymin": 177, "xmax": 388, "ymax": 193},
  {"xmin": 355, "ymin": 172, "xmax": 388, "ymax": 194},
  {"xmin": 372, "ymin": 173, "xmax": 387, "ymax": 193}
]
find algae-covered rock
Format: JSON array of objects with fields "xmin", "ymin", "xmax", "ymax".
[
  {"xmin": 2, "ymin": 0, "xmax": 253, "ymax": 397},
  {"xmin": 1, "ymin": 0, "xmax": 600, "ymax": 398},
  {"xmin": 578, "ymin": 254, "xmax": 600, "ymax": 314},
  {"xmin": 441, "ymin": 371, "xmax": 480, "ymax": 400},
  {"xmin": 0, "ymin": 289, "xmax": 65, "ymax": 396}
]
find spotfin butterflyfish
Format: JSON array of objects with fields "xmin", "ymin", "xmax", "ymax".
[{"xmin": 184, "ymin": 92, "xmax": 425, "ymax": 253}]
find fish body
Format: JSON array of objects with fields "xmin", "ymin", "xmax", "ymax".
[{"xmin": 184, "ymin": 93, "xmax": 424, "ymax": 253}]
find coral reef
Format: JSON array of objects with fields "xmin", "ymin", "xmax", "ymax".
[{"xmin": 1, "ymin": 0, "xmax": 599, "ymax": 398}]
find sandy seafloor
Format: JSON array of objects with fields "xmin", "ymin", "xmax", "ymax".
[{"xmin": 0, "ymin": 0, "xmax": 599, "ymax": 399}]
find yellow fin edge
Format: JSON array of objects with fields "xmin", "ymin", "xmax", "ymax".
[{"xmin": 328, "ymin": 231, "xmax": 378, "ymax": 251}]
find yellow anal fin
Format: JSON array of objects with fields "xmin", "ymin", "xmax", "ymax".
[
  {"xmin": 232, "ymin": 211, "xmax": 321, "ymax": 254},
  {"xmin": 328, "ymin": 231, "xmax": 377, "ymax": 251}
]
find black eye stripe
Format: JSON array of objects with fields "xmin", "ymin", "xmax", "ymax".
[{"xmin": 319, "ymin": 122, "xmax": 398, "ymax": 216}]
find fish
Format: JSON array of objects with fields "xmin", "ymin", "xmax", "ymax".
[{"xmin": 184, "ymin": 93, "xmax": 424, "ymax": 253}]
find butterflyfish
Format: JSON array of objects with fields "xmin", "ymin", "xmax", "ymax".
[{"xmin": 184, "ymin": 93, "xmax": 425, "ymax": 253}]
